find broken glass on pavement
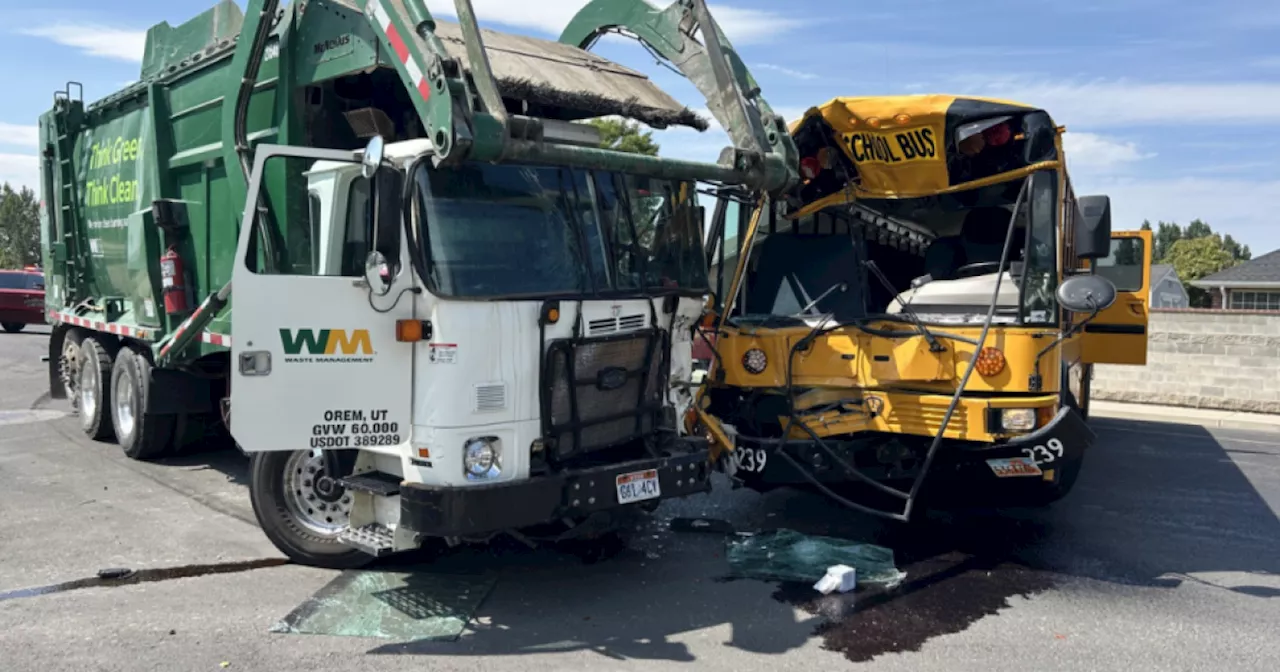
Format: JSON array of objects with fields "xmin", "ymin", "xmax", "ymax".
[{"xmin": 726, "ymin": 528, "xmax": 906, "ymax": 588}]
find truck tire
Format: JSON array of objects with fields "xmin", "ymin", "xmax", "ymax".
[
  {"xmin": 60, "ymin": 330, "xmax": 86, "ymax": 403},
  {"xmin": 77, "ymin": 337, "xmax": 116, "ymax": 441},
  {"xmin": 248, "ymin": 450, "xmax": 372, "ymax": 570},
  {"xmin": 110, "ymin": 347, "xmax": 176, "ymax": 460},
  {"xmin": 2, "ymin": 322, "xmax": 24, "ymax": 333}
]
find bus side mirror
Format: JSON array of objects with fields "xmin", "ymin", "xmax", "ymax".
[
  {"xmin": 1056, "ymin": 274, "xmax": 1117, "ymax": 314},
  {"xmin": 1074, "ymin": 194, "xmax": 1112, "ymax": 259}
]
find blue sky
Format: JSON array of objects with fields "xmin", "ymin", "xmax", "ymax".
[{"xmin": 2, "ymin": 0, "xmax": 1278, "ymax": 252}]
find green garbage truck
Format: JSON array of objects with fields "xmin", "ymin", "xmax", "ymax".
[{"xmin": 37, "ymin": 0, "xmax": 799, "ymax": 567}]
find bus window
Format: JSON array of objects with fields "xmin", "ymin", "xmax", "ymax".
[{"xmin": 1095, "ymin": 237, "xmax": 1145, "ymax": 291}]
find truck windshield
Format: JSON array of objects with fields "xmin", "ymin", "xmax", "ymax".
[{"xmin": 412, "ymin": 162, "xmax": 708, "ymax": 299}]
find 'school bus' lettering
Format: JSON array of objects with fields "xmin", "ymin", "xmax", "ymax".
[{"xmin": 843, "ymin": 127, "xmax": 939, "ymax": 165}]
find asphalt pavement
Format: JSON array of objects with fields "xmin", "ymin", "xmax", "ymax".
[{"xmin": 2, "ymin": 326, "xmax": 1278, "ymax": 671}]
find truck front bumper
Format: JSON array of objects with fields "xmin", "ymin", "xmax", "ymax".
[{"xmin": 398, "ymin": 440, "xmax": 712, "ymax": 538}]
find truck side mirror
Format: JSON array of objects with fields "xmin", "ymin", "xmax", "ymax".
[
  {"xmin": 364, "ymin": 251, "xmax": 392, "ymax": 296},
  {"xmin": 1074, "ymin": 194, "xmax": 1112, "ymax": 260},
  {"xmin": 361, "ymin": 135, "xmax": 385, "ymax": 179}
]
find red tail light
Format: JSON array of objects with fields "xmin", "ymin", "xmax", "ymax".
[
  {"xmin": 800, "ymin": 156, "xmax": 822, "ymax": 180},
  {"xmin": 984, "ymin": 122, "xmax": 1012, "ymax": 147}
]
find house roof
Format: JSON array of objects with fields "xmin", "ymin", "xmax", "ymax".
[
  {"xmin": 1151, "ymin": 264, "xmax": 1175, "ymax": 284},
  {"xmin": 1191, "ymin": 249, "xmax": 1280, "ymax": 287}
]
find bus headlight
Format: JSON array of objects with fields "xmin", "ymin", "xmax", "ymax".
[
  {"xmin": 463, "ymin": 437, "xmax": 501, "ymax": 479},
  {"xmin": 1001, "ymin": 409, "xmax": 1036, "ymax": 432},
  {"xmin": 742, "ymin": 348, "xmax": 768, "ymax": 375}
]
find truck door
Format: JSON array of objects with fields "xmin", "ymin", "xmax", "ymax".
[
  {"xmin": 1081, "ymin": 228, "xmax": 1152, "ymax": 366},
  {"xmin": 230, "ymin": 144, "xmax": 416, "ymax": 454}
]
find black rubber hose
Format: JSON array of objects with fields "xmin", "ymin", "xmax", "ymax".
[{"xmin": 899, "ymin": 175, "xmax": 1031, "ymax": 521}]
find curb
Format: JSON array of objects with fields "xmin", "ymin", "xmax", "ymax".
[{"xmin": 1089, "ymin": 402, "xmax": 1280, "ymax": 435}]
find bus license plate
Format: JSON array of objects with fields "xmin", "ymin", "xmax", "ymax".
[
  {"xmin": 616, "ymin": 469, "xmax": 661, "ymax": 504},
  {"xmin": 986, "ymin": 456, "xmax": 1043, "ymax": 478}
]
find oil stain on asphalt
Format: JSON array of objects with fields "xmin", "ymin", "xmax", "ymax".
[
  {"xmin": 754, "ymin": 507, "xmax": 1062, "ymax": 663},
  {"xmin": 773, "ymin": 551, "xmax": 1056, "ymax": 663},
  {"xmin": 0, "ymin": 558, "xmax": 289, "ymax": 602}
]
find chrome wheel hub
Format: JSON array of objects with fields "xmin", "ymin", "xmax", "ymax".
[
  {"xmin": 115, "ymin": 375, "xmax": 136, "ymax": 438},
  {"xmin": 282, "ymin": 449, "xmax": 352, "ymax": 536},
  {"xmin": 79, "ymin": 358, "xmax": 98, "ymax": 420}
]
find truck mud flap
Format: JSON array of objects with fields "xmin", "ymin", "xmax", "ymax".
[{"xmin": 146, "ymin": 368, "xmax": 215, "ymax": 415}]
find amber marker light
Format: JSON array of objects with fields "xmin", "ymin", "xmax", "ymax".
[
  {"xmin": 975, "ymin": 347, "xmax": 1006, "ymax": 377},
  {"xmin": 396, "ymin": 319, "xmax": 425, "ymax": 342}
]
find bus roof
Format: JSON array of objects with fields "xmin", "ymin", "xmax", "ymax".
[{"xmin": 786, "ymin": 94, "xmax": 1062, "ymax": 217}]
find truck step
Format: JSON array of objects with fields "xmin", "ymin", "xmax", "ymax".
[
  {"xmin": 337, "ymin": 471, "xmax": 401, "ymax": 496},
  {"xmin": 338, "ymin": 523, "xmax": 395, "ymax": 556}
]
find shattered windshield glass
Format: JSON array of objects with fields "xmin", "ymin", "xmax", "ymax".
[{"xmin": 412, "ymin": 162, "xmax": 707, "ymax": 299}]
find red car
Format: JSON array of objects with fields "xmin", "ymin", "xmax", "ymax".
[{"xmin": 0, "ymin": 267, "xmax": 46, "ymax": 333}]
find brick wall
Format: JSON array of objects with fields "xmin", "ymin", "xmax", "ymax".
[{"xmin": 1091, "ymin": 309, "xmax": 1280, "ymax": 414}]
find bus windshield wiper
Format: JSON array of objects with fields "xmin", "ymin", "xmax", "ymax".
[{"xmin": 862, "ymin": 260, "xmax": 945, "ymax": 353}]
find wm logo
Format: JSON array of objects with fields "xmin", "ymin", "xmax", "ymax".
[{"xmin": 279, "ymin": 328, "xmax": 373, "ymax": 356}]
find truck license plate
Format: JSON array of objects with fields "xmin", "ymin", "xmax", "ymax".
[
  {"xmin": 616, "ymin": 469, "xmax": 661, "ymax": 504},
  {"xmin": 986, "ymin": 456, "xmax": 1044, "ymax": 478}
]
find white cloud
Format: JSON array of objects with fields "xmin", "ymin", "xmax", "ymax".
[
  {"xmin": 19, "ymin": 24, "xmax": 146, "ymax": 62},
  {"xmin": 967, "ymin": 78, "xmax": 1280, "ymax": 127},
  {"xmin": 1074, "ymin": 175, "xmax": 1280, "ymax": 252},
  {"xmin": 0, "ymin": 153, "xmax": 39, "ymax": 191},
  {"xmin": 0, "ymin": 123, "xmax": 39, "ymax": 148},
  {"xmin": 1062, "ymin": 132, "xmax": 1155, "ymax": 172},
  {"xmin": 425, "ymin": 0, "xmax": 802, "ymax": 44},
  {"xmin": 704, "ymin": 5, "xmax": 807, "ymax": 44},
  {"xmin": 755, "ymin": 63, "xmax": 817, "ymax": 81}
]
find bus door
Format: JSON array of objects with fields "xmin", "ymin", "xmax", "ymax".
[{"xmin": 1081, "ymin": 228, "xmax": 1152, "ymax": 366}]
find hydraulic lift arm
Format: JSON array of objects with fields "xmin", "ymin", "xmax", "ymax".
[{"xmin": 560, "ymin": 0, "xmax": 800, "ymax": 195}]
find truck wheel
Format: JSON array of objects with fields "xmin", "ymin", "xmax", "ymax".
[
  {"xmin": 110, "ymin": 347, "xmax": 176, "ymax": 460},
  {"xmin": 248, "ymin": 450, "xmax": 372, "ymax": 570},
  {"xmin": 2, "ymin": 322, "xmax": 24, "ymax": 333},
  {"xmin": 77, "ymin": 337, "xmax": 116, "ymax": 441}
]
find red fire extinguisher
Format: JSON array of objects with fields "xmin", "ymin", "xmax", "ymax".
[{"xmin": 160, "ymin": 245, "xmax": 189, "ymax": 315}]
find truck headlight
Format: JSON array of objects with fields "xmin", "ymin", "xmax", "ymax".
[
  {"xmin": 463, "ymin": 437, "xmax": 501, "ymax": 479},
  {"xmin": 1001, "ymin": 409, "xmax": 1036, "ymax": 432}
]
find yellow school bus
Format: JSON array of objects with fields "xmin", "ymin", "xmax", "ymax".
[{"xmin": 692, "ymin": 94, "xmax": 1152, "ymax": 519}]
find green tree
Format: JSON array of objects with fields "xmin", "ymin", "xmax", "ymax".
[
  {"xmin": 586, "ymin": 118, "xmax": 660, "ymax": 156},
  {"xmin": 0, "ymin": 183, "xmax": 40, "ymax": 268},
  {"xmin": 1165, "ymin": 235, "xmax": 1238, "ymax": 307},
  {"xmin": 1184, "ymin": 218, "xmax": 1212, "ymax": 239},
  {"xmin": 1153, "ymin": 221, "xmax": 1182, "ymax": 262},
  {"xmin": 1222, "ymin": 233, "xmax": 1251, "ymax": 262}
]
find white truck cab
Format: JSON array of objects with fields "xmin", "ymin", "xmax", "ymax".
[{"xmin": 230, "ymin": 140, "xmax": 709, "ymax": 567}]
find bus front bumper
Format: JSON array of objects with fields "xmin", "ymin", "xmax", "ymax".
[{"xmin": 730, "ymin": 405, "xmax": 1096, "ymax": 488}]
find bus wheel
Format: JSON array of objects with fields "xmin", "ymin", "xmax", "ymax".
[
  {"xmin": 249, "ymin": 450, "xmax": 372, "ymax": 570},
  {"xmin": 110, "ymin": 347, "xmax": 176, "ymax": 460},
  {"xmin": 2, "ymin": 322, "xmax": 24, "ymax": 333},
  {"xmin": 77, "ymin": 337, "xmax": 116, "ymax": 441}
]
